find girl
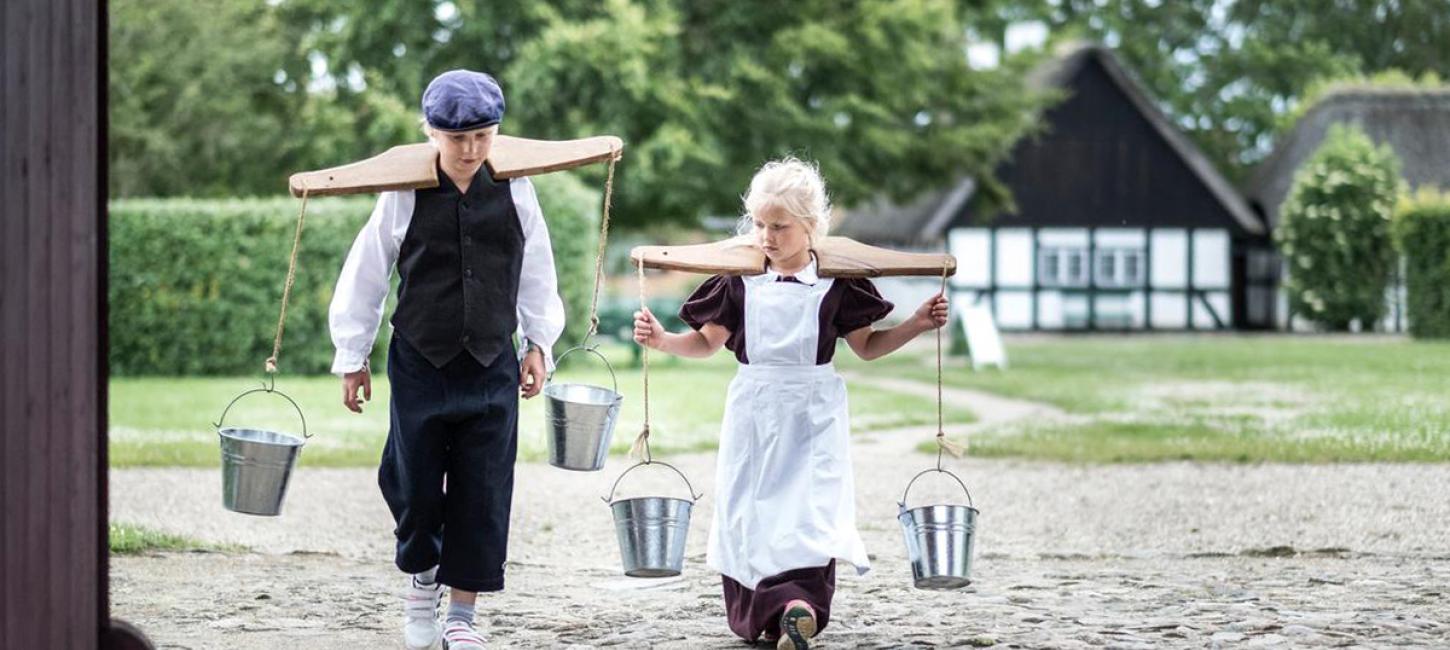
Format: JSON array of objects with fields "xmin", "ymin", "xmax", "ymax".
[{"xmin": 633, "ymin": 158, "xmax": 948, "ymax": 649}]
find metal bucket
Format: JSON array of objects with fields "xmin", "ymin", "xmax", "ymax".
[
  {"xmin": 603, "ymin": 461, "xmax": 703, "ymax": 577},
  {"xmin": 215, "ymin": 385, "xmax": 309, "ymax": 516},
  {"xmin": 543, "ymin": 346, "xmax": 622, "ymax": 471},
  {"xmin": 898, "ymin": 468, "xmax": 978, "ymax": 589}
]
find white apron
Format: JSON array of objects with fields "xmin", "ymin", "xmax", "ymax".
[{"xmin": 706, "ymin": 262, "xmax": 871, "ymax": 590}]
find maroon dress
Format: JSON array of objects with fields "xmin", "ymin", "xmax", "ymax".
[{"xmin": 680, "ymin": 273, "xmax": 892, "ymax": 642}]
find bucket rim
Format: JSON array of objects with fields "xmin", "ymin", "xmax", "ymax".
[
  {"xmin": 898, "ymin": 502, "xmax": 980, "ymax": 518},
  {"xmin": 607, "ymin": 494, "xmax": 696, "ymax": 507},
  {"xmin": 543, "ymin": 382, "xmax": 624, "ymax": 403},
  {"xmin": 218, "ymin": 426, "xmax": 306, "ymax": 447}
]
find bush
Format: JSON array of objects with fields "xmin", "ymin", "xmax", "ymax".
[
  {"xmin": 1274, "ymin": 124, "xmax": 1403, "ymax": 331},
  {"xmin": 109, "ymin": 172, "xmax": 602, "ymax": 376},
  {"xmin": 1394, "ymin": 188, "xmax": 1450, "ymax": 338}
]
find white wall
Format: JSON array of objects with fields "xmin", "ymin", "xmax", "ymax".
[
  {"xmin": 946, "ymin": 225, "xmax": 1235, "ymax": 330},
  {"xmin": 949, "ymin": 228, "xmax": 991, "ymax": 288},
  {"xmin": 995, "ymin": 228, "xmax": 1034, "ymax": 287}
]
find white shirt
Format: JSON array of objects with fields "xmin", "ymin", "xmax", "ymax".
[{"xmin": 327, "ymin": 176, "xmax": 566, "ymax": 375}]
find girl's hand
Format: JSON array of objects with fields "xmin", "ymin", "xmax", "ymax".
[
  {"xmin": 633, "ymin": 306, "xmax": 664, "ymax": 348},
  {"xmin": 915, "ymin": 294, "xmax": 949, "ymax": 330}
]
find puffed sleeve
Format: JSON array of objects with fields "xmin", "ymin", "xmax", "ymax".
[
  {"xmin": 833, "ymin": 278, "xmax": 894, "ymax": 334},
  {"xmin": 678, "ymin": 275, "xmax": 741, "ymax": 332}
]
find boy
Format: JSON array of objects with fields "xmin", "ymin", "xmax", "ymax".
[{"xmin": 330, "ymin": 69, "xmax": 564, "ymax": 649}]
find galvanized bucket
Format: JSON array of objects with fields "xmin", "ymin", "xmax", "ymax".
[
  {"xmin": 543, "ymin": 346, "xmax": 623, "ymax": 471},
  {"xmin": 215, "ymin": 385, "xmax": 309, "ymax": 517},
  {"xmin": 602, "ymin": 461, "xmax": 703, "ymax": 578},
  {"xmin": 898, "ymin": 468, "xmax": 978, "ymax": 589}
]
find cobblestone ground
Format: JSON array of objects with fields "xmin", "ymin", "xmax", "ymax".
[{"xmin": 112, "ymin": 448, "xmax": 1450, "ymax": 648}]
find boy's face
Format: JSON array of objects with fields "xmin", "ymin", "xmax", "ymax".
[
  {"xmin": 752, "ymin": 203, "xmax": 812, "ymax": 265},
  {"xmin": 434, "ymin": 125, "xmax": 499, "ymax": 176}
]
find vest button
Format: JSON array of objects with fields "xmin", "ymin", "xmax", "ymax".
[
  {"xmin": 462, "ymin": 335, "xmax": 471, "ymax": 343},
  {"xmin": 465, "ymin": 268, "xmax": 473, "ymax": 278},
  {"xmin": 461, "ymin": 201, "xmax": 470, "ymax": 210},
  {"xmin": 464, "ymin": 236, "xmax": 473, "ymax": 245}
]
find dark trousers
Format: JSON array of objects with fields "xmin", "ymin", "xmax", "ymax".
[
  {"xmin": 721, "ymin": 561, "xmax": 837, "ymax": 642},
  {"xmin": 380, "ymin": 334, "xmax": 519, "ymax": 593}
]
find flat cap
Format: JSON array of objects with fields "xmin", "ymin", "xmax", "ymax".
[{"xmin": 421, "ymin": 70, "xmax": 505, "ymax": 132}]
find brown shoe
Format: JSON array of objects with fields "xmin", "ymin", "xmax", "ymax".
[{"xmin": 776, "ymin": 600, "xmax": 817, "ymax": 650}]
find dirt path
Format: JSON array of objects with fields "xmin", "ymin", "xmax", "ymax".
[
  {"xmin": 110, "ymin": 380, "xmax": 1450, "ymax": 648},
  {"xmin": 112, "ymin": 456, "xmax": 1450, "ymax": 649}
]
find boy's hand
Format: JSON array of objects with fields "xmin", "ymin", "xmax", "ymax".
[
  {"xmin": 633, "ymin": 306, "xmax": 663, "ymax": 349},
  {"xmin": 914, "ymin": 294, "xmax": 949, "ymax": 331},
  {"xmin": 342, "ymin": 366, "xmax": 371, "ymax": 413},
  {"xmin": 520, "ymin": 346, "xmax": 546, "ymax": 399}
]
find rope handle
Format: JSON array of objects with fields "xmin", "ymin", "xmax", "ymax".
[
  {"xmin": 583, "ymin": 151, "xmax": 619, "ymax": 342},
  {"xmin": 628, "ymin": 257, "xmax": 653, "ymax": 462},
  {"xmin": 265, "ymin": 185, "xmax": 311, "ymax": 374},
  {"xmin": 934, "ymin": 261, "xmax": 966, "ymax": 467}
]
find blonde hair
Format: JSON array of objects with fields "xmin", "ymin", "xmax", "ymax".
[{"xmin": 738, "ymin": 157, "xmax": 832, "ymax": 244}]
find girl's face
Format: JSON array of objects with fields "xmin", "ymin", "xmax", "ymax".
[
  {"xmin": 433, "ymin": 125, "xmax": 498, "ymax": 176},
  {"xmin": 752, "ymin": 203, "xmax": 812, "ymax": 266}
]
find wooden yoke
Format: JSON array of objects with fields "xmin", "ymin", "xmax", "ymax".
[
  {"xmin": 630, "ymin": 236, "xmax": 957, "ymax": 278},
  {"xmin": 287, "ymin": 134, "xmax": 624, "ymax": 197}
]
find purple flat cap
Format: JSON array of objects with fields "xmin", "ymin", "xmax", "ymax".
[{"xmin": 421, "ymin": 70, "xmax": 505, "ymax": 132}]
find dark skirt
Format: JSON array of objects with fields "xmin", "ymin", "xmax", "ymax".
[{"xmin": 721, "ymin": 561, "xmax": 836, "ymax": 642}]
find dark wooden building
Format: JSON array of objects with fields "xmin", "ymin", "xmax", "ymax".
[{"xmin": 839, "ymin": 43, "xmax": 1279, "ymax": 330}]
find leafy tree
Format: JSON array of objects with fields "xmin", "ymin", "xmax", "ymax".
[
  {"xmin": 1275, "ymin": 125, "xmax": 1402, "ymax": 331},
  {"xmin": 111, "ymin": 0, "xmax": 1043, "ymax": 227}
]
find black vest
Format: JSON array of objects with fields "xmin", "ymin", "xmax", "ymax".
[{"xmin": 391, "ymin": 166, "xmax": 524, "ymax": 368}]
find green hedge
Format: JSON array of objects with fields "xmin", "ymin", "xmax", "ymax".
[
  {"xmin": 109, "ymin": 173, "xmax": 602, "ymax": 376},
  {"xmin": 1395, "ymin": 189, "xmax": 1450, "ymax": 339},
  {"xmin": 1275, "ymin": 124, "xmax": 1403, "ymax": 331}
]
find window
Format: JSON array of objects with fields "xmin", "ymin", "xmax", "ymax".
[
  {"xmin": 1038, "ymin": 246, "xmax": 1089, "ymax": 287},
  {"xmin": 1094, "ymin": 248, "xmax": 1145, "ymax": 287}
]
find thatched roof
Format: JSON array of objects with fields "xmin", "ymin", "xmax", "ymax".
[
  {"xmin": 1248, "ymin": 88, "xmax": 1450, "ymax": 229},
  {"xmin": 831, "ymin": 179, "xmax": 974, "ymax": 247},
  {"xmin": 836, "ymin": 42, "xmax": 1262, "ymax": 243}
]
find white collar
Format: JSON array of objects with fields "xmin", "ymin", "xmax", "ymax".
[{"xmin": 759, "ymin": 254, "xmax": 820, "ymax": 285}]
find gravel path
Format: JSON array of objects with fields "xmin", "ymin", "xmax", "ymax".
[{"xmin": 110, "ymin": 378, "xmax": 1450, "ymax": 648}]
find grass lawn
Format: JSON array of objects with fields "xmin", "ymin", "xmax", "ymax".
[
  {"xmin": 835, "ymin": 335, "xmax": 1450, "ymax": 463},
  {"xmin": 110, "ymin": 343, "xmax": 974, "ymax": 468},
  {"xmin": 109, "ymin": 522, "xmax": 244, "ymax": 554}
]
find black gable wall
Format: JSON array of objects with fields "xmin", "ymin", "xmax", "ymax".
[{"xmin": 965, "ymin": 55, "xmax": 1245, "ymax": 233}]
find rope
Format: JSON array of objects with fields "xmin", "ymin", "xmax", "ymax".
[
  {"xmin": 583, "ymin": 151, "xmax": 619, "ymax": 342},
  {"xmin": 935, "ymin": 260, "xmax": 966, "ymax": 468},
  {"xmin": 628, "ymin": 257, "xmax": 653, "ymax": 462},
  {"xmin": 265, "ymin": 186, "xmax": 310, "ymax": 375}
]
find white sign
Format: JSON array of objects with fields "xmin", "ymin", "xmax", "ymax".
[{"xmin": 958, "ymin": 301, "xmax": 1007, "ymax": 371}]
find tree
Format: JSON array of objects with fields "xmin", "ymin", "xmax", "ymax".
[
  {"xmin": 111, "ymin": 0, "xmax": 1045, "ymax": 226},
  {"xmin": 1275, "ymin": 125, "xmax": 1402, "ymax": 331}
]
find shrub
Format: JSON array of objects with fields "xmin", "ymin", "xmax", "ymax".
[
  {"xmin": 1394, "ymin": 188, "xmax": 1450, "ymax": 338},
  {"xmin": 1274, "ymin": 124, "xmax": 1403, "ymax": 330},
  {"xmin": 109, "ymin": 172, "xmax": 602, "ymax": 375}
]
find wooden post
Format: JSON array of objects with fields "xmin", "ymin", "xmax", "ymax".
[{"xmin": 1, "ymin": 0, "xmax": 150, "ymax": 647}]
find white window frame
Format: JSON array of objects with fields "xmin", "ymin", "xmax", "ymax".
[
  {"xmin": 1094, "ymin": 247, "xmax": 1146, "ymax": 287},
  {"xmin": 1038, "ymin": 246, "xmax": 1089, "ymax": 288}
]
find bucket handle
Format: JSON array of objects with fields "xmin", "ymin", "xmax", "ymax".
[
  {"xmin": 601, "ymin": 460, "xmax": 704, "ymax": 505},
  {"xmin": 898, "ymin": 468, "xmax": 972, "ymax": 513},
  {"xmin": 214, "ymin": 383, "xmax": 310, "ymax": 440},
  {"xmin": 548, "ymin": 344, "xmax": 618, "ymax": 395}
]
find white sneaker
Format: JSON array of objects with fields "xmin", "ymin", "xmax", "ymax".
[
  {"xmin": 442, "ymin": 619, "xmax": 486, "ymax": 650},
  {"xmin": 402, "ymin": 577, "xmax": 444, "ymax": 649}
]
